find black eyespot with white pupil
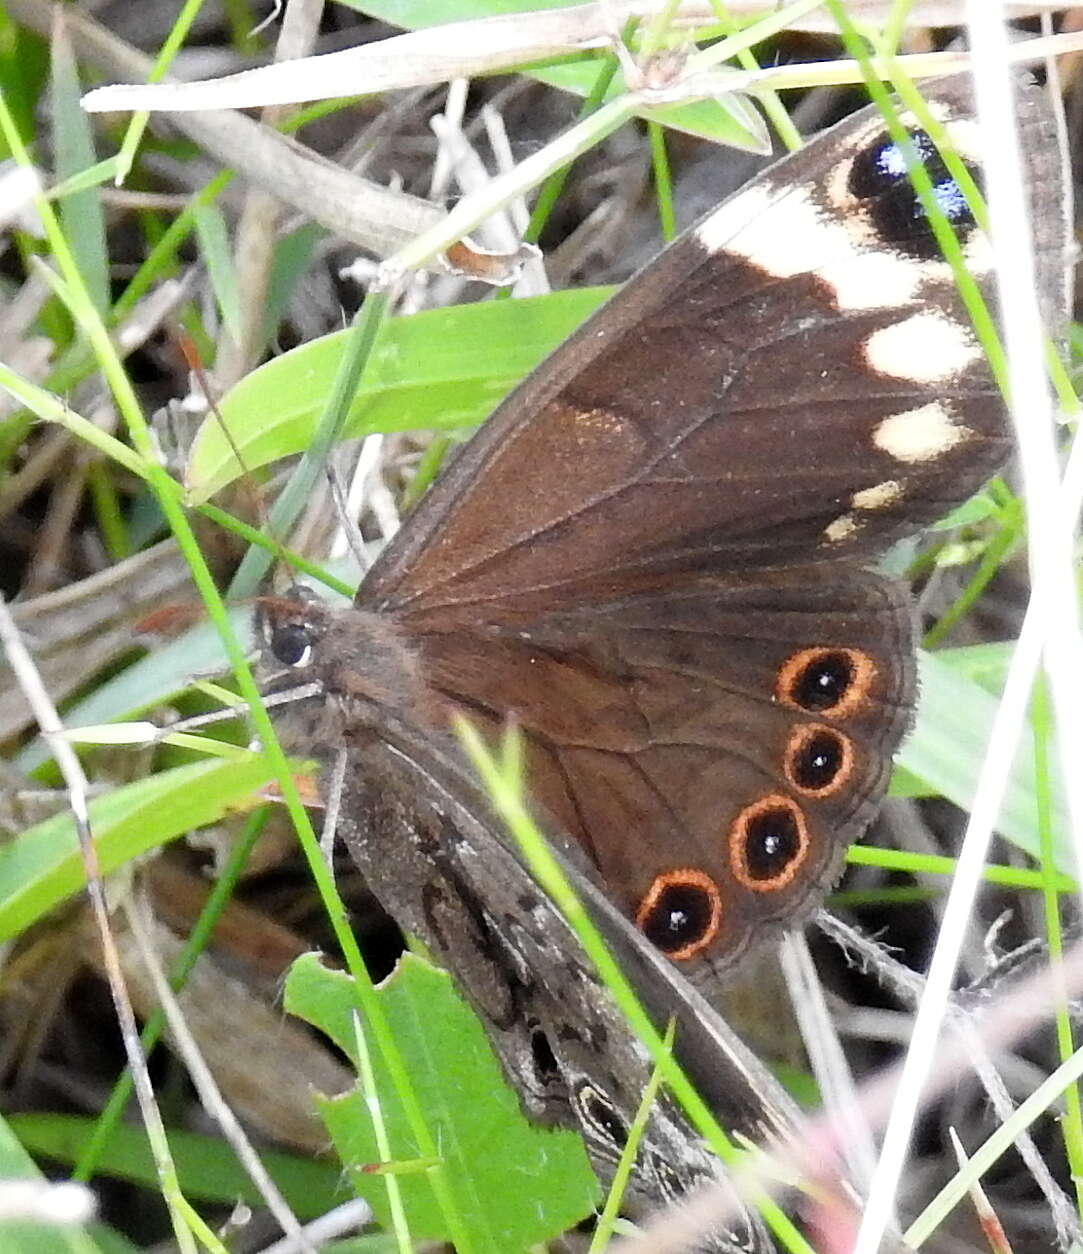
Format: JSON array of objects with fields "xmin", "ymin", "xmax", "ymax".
[
  {"xmin": 635, "ymin": 871, "xmax": 722, "ymax": 960},
  {"xmin": 849, "ymin": 128, "xmax": 980, "ymax": 259},
  {"xmin": 730, "ymin": 796, "xmax": 810, "ymax": 891},
  {"xmin": 642, "ymin": 885, "xmax": 707, "ymax": 950},
  {"xmin": 270, "ymin": 622, "xmax": 313, "ymax": 667},
  {"xmin": 791, "ymin": 728, "xmax": 846, "ymax": 791},
  {"xmin": 744, "ymin": 806, "xmax": 802, "ymax": 881},
  {"xmin": 791, "ymin": 651, "xmax": 853, "ymax": 712}
]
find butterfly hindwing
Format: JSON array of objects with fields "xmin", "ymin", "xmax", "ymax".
[{"xmin": 414, "ymin": 566, "xmax": 914, "ymax": 980}]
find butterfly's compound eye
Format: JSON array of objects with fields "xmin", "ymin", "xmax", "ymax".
[{"xmin": 270, "ymin": 622, "xmax": 314, "ymax": 668}]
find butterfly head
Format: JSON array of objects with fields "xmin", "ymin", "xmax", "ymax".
[
  {"xmin": 257, "ymin": 587, "xmax": 435, "ymax": 735},
  {"xmin": 256, "ymin": 585, "xmax": 326, "ymax": 673}
]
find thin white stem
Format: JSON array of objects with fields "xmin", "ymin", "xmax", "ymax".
[
  {"xmin": 0, "ymin": 595, "xmax": 196, "ymax": 1253},
  {"xmin": 125, "ymin": 893, "xmax": 316, "ymax": 1253},
  {"xmin": 256, "ymin": 1199, "xmax": 374, "ymax": 1254},
  {"xmin": 780, "ymin": 933, "xmax": 879, "ymax": 1194}
]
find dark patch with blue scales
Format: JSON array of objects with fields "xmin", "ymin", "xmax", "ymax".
[{"xmin": 849, "ymin": 128, "xmax": 982, "ymax": 259}]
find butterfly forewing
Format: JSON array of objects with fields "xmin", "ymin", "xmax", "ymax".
[{"xmin": 361, "ymin": 74, "xmax": 1069, "ymax": 621}]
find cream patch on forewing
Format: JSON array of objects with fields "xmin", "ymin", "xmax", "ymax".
[
  {"xmin": 698, "ymin": 178, "xmax": 964, "ymax": 313},
  {"xmin": 966, "ymin": 229, "xmax": 994, "ymax": 274},
  {"xmin": 940, "ymin": 116, "xmax": 984, "ymax": 164},
  {"xmin": 851, "ymin": 480, "xmax": 903, "ymax": 510},
  {"xmin": 873, "ymin": 402, "xmax": 971, "ymax": 463},
  {"xmin": 823, "ymin": 513, "xmax": 859, "ymax": 543},
  {"xmin": 864, "ymin": 312, "xmax": 980, "ymax": 382},
  {"xmin": 693, "ymin": 183, "xmax": 777, "ymax": 255},
  {"xmin": 568, "ymin": 406, "xmax": 628, "ymax": 437},
  {"xmin": 696, "ymin": 110, "xmax": 989, "ymax": 310},
  {"xmin": 815, "ymin": 250, "xmax": 922, "ymax": 309},
  {"xmin": 697, "ymin": 183, "xmax": 877, "ymax": 291}
]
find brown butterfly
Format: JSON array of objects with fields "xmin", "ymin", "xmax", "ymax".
[{"xmin": 257, "ymin": 73, "xmax": 1069, "ymax": 1244}]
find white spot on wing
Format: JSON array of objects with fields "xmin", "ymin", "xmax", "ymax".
[
  {"xmin": 692, "ymin": 183, "xmax": 775, "ymax": 255},
  {"xmin": 698, "ymin": 185, "xmax": 837, "ymax": 277},
  {"xmin": 694, "ymin": 106, "xmax": 993, "ymax": 320},
  {"xmin": 851, "ymin": 480, "xmax": 903, "ymax": 510},
  {"xmin": 823, "ymin": 514, "xmax": 859, "ymax": 543},
  {"xmin": 939, "ymin": 116, "xmax": 983, "ymax": 164},
  {"xmin": 864, "ymin": 312, "xmax": 980, "ymax": 382},
  {"xmin": 696, "ymin": 177, "xmax": 987, "ymax": 314},
  {"xmin": 699, "ymin": 184, "xmax": 909, "ymax": 311},
  {"xmin": 873, "ymin": 402, "xmax": 971, "ymax": 463},
  {"xmin": 816, "ymin": 251, "xmax": 921, "ymax": 309}
]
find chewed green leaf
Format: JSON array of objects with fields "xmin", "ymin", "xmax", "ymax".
[
  {"xmin": 185, "ymin": 288, "xmax": 611, "ymax": 503},
  {"xmin": 285, "ymin": 951, "xmax": 597, "ymax": 1250}
]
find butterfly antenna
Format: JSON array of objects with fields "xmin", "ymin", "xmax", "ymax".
[
  {"xmin": 325, "ymin": 462, "xmax": 373, "ymax": 575},
  {"xmin": 130, "ymin": 681, "xmax": 327, "ymax": 748},
  {"xmin": 176, "ymin": 328, "xmax": 295, "ymax": 588},
  {"xmin": 177, "ymin": 330, "xmax": 260, "ymax": 515}
]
